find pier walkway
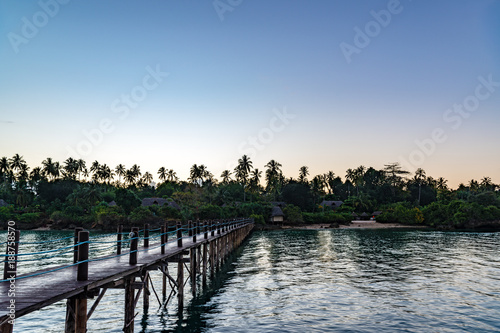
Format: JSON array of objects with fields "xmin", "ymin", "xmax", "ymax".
[{"xmin": 0, "ymin": 219, "xmax": 254, "ymax": 332}]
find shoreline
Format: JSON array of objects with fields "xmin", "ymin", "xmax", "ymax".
[{"xmin": 282, "ymin": 221, "xmax": 429, "ymax": 230}]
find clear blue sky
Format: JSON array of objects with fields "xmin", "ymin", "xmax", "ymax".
[{"xmin": 1, "ymin": 0, "xmax": 499, "ymax": 188}]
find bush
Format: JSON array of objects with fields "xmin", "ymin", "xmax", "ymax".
[
  {"xmin": 377, "ymin": 203, "xmax": 423, "ymax": 225},
  {"xmin": 199, "ymin": 204, "xmax": 222, "ymax": 220},
  {"xmin": 18, "ymin": 212, "xmax": 42, "ymax": 224},
  {"xmin": 129, "ymin": 206, "xmax": 155, "ymax": 224},
  {"xmin": 283, "ymin": 205, "xmax": 303, "ymax": 224},
  {"xmin": 250, "ymin": 214, "xmax": 265, "ymax": 225},
  {"xmin": 0, "ymin": 205, "xmax": 14, "ymax": 223}
]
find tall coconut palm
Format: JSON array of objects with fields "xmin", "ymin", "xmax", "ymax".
[
  {"xmin": 0, "ymin": 157, "xmax": 10, "ymax": 182},
  {"xmin": 414, "ymin": 168, "xmax": 426, "ymax": 204},
  {"xmin": 298, "ymin": 166, "xmax": 309, "ymax": 183},
  {"xmin": 142, "ymin": 171, "xmax": 153, "ymax": 186},
  {"xmin": 90, "ymin": 160, "xmax": 100, "ymax": 175},
  {"xmin": 166, "ymin": 169, "xmax": 178, "ymax": 183},
  {"xmin": 158, "ymin": 167, "xmax": 167, "ymax": 182},
  {"xmin": 436, "ymin": 177, "xmax": 448, "ymax": 191},
  {"xmin": 130, "ymin": 164, "xmax": 141, "ymax": 180},
  {"xmin": 29, "ymin": 167, "xmax": 44, "ymax": 191},
  {"xmin": 324, "ymin": 171, "xmax": 335, "ymax": 194},
  {"xmin": 9, "ymin": 154, "xmax": 27, "ymax": 176},
  {"xmin": 124, "ymin": 169, "xmax": 136, "ymax": 187},
  {"xmin": 235, "ymin": 155, "xmax": 253, "ymax": 184},
  {"xmin": 42, "ymin": 157, "xmax": 60, "ymax": 181},
  {"xmin": 77, "ymin": 159, "xmax": 87, "ymax": 181},
  {"xmin": 265, "ymin": 160, "xmax": 283, "ymax": 200},
  {"xmin": 115, "ymin": 164, "xmax": 126, "ymax": 186},
  {"xmin": 220, "ymin": 170, "xmax": 232, "ymax": 184},
  {"xmin": 189, "ymin": 164, "xmax": 203, "ymax": 186},
  {"xmin": 63, "ymin": 157, "xmax": 78, "ymax": 180}
]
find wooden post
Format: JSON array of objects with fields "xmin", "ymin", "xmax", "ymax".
[
  {"xmin": 77, "ymin": 230, "xmax": 89, "ymax": 281},
  {"xmin": 177, "ymin": 222, "xmax": 182, "ymax": 247},
  {"xmin": 130, "ymin": 227, "xmax": 139, "ymax": 265},
  {"xmin": 191, "ymin": 247, "xmax": 196, "ymax": 296},
  {"xmin": 72, "ymin": 227, "xmax": 83, "ymax": 264},
  {"xmin": 117, "ymin": 225, "xmax": 123, "ymax": 255},
  {"xmin": 75, "ymin": 293, "xmax": 87, "ymax": 333},
  {"xmin": 124, "ymin": 277, "xmax": 135, "ymax": 333},
  {"xmin": 211, "ymin": 220, "xmax": 215, "ymax": 237},
  {"xmin": 75, "ymin": 230, "xmax": 89, "ymax": 333},
  {"xmin": 160, "ymin": 225, "xmax": 165, "ymax": 255},
  {"xmin": 204, "ymin": 220, "xmax": 208, "ymax": 240},
  {"xmin": 202, "ymin": 241, "xmax": 208, "ymax": 287},
  {"xmin": 65, "ymin": 297, "xmax": 76, "ymax": 333},
  {"xmin": 193, "ymin": 220, "xmax": 197, "ymax": 243},
  {"xmin": 143, "ymin": 271, "xmax": 150, "ymax": 312},
  {"xmin": 65, "ymin": 227, "xmax": 79, "ymax": 333},
  {"xmin": 144, "ymin": 223, "xmax": 149, "ymax": 248},
  {"xmin": 177, "ymin": 252, "xmax": 184, "ymax": 314}
]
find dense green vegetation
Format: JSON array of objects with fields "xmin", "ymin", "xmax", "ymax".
[{"xmin": 0, "ymin": 154, "xmax": 499, "ymax": 230}]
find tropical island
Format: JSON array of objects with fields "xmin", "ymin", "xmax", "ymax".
[{"xmin": 0, "ymin": 154, "xmax": 499, "ymax": 231}]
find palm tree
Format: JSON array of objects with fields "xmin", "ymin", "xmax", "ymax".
[
  {"xmin": 115, "ymin": 164, "xmax": 126, "ymax": 186},
  {"xmin": 158, "ymin": 167, "xmax": 167, "ymax": 182},
  {"xmin": 77, "ymin": 159, "xmax": 87, "ymax": 181},
  {"xmin": 436, "ymin": 177, "xmax": 448, "ymax": 190},
  {"xmin": 235, "ymin": 155, "xmax": 253, "ymax": 184},
  {"xmin": 414, "ymin": 168, "xmax": 426, "ymax": 204},
  {"xmin": 324, "ymin": 171, "xmax": 335, "ymax": 194},
  {"xmin": 63, "ymin": 157, "xmax": 78, "ymax": 180},
  {"xmin": 265, "ymin": 160, "xmax": 283, "ymax": 200},
  {"xmin": 124, "ymin": 169, "xmax": 136, "ymax": 186},
  {"xmin": 130, "ymin": 164, "xmax": 141, "ymax": 180},
  {"xmin": 29, "ymin": 167, "xmax": 44, "ymax": 191},
  {"xmin": 42, "ymin": 157, "xmax": 60, "ymax": 181},
  {"xmin": 298, "ymin": 166, "xmax": 309, "ymax": 183},
  {"xmin": 166, "ymin": 169, "xmax": 178, "ymax": 183},
  {"xmin": 90, "ymin": 160, "xmax": 100, "ymax": 175},
  {"xmin": 142, "ymin": 172, "xmax": 153, "ymax": 186},
  {"xmin": 220, "ymin": 170, "xmax": 232, "ymax": 184},
  {"xmin": 9, "ymin": 154, "xmax": 27, "ymax": 177},
  {"xmin": 480, "ymin": 177, "xmax": 494, "ymax": 191},
  {"xmin": 189, "ymin": 164, "xmax": 204, "ymax": 186},
  {"xmin": 98, "ymin": 164, "xmax": 114, "ymax": 184},
  {"xmin": 0, "ymin": 157, "xmax": 10, "ymax": 182}
]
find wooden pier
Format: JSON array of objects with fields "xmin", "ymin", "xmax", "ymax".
[{"xmin": 0, "ymin": 219, "xmax": 254, "ymax": 333}]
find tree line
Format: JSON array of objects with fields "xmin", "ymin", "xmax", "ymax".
[{"xmin": 0, "ymin": 154, "xmax": 499, "ymax": 230}]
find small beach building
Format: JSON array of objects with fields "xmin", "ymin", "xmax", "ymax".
[
  {"xmin": 142, "ymin": 198, "xmax": 180, "ymax": 210},
  {"xmin": 270, "ymin": 206, "xmax": 285, "ymax": 224},
  {"xmin": 320, "ymin": 200, "xmax": 343, "ymax": 210}
]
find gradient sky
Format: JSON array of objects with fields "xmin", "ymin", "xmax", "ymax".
[{"xmin": 1, "ymin": 0, "xmax": 499, "ymax": 188}]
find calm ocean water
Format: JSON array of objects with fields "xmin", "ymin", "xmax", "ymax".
[{"xmin": 2, "ymin": 229, "xmax": 500, "ymax": 332}]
